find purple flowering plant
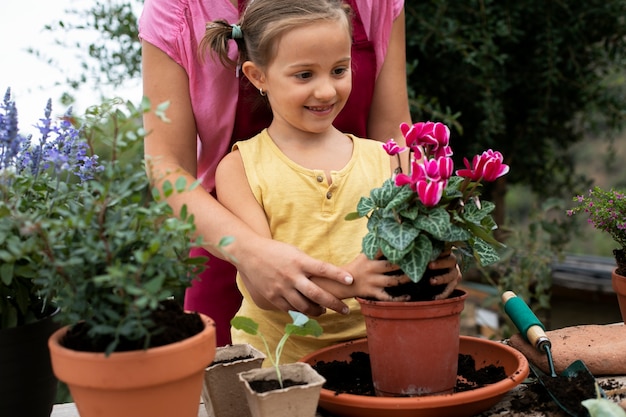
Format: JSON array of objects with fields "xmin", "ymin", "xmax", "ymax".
[
  {"xmin": 347, "ymin": 121, "xmax": 509, "ymax": 284},
  {"xmin": 0, "ymin": 88, "xmax": 102, "ymax": 329},
  {"xmin": 0, "ymin": 89, "xmax": 206, "ymax": 354},
  {"xmin": 567, "ymin": 186, "xmax": 626, "ymax": 273}
]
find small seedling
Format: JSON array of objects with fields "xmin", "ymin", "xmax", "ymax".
[{"xmin": 231, "ymin": 311, "xmax": 323, "ymax": 388}]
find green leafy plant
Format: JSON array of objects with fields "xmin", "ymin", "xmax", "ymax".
[
  {"xmin": 582, "ymin": 384, "xmax": 626, "ymax": 417},
  {"xmin": 347, "ymin": 121, "xmax": 509, "ymax": 287},
  {"xmin": 567, "ymin": 186, "xmax": 626, "ymax": 274},
  {"xmin": 230, "ymin": 311, "xmax": 323, "ymax": 388},
  {"xmin": 0, "ymin": 89, "xmax": 209, "ymax": 354}
]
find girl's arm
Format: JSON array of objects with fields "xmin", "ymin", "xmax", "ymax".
[{"xmin": 141, "ymin": 40, "xmax": 353, "ymax": 315}]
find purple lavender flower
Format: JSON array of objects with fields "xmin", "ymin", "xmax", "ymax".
[{"xmin": 1, "ymin": 88, "xmax": 102, "ymax": 183}]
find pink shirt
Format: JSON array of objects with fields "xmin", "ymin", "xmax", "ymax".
[{"xmin": 139, "ymin": 0, "xmax": 403, "ymax": 192}]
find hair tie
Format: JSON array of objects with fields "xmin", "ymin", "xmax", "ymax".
[{"xmin": 230, "ymin": 24, "xmax": 243, "ymax": 39}]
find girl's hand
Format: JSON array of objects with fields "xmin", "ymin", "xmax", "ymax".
[
  {"xmin": 427, "ymin": 251, "xmax": 462, "ymax": 299},
  {"xmin": 340, "ymin": 253, "xmax": 412, "ymax": 301}
]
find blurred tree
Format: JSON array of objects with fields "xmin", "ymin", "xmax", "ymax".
[{"xmin": 404, "ymin": 0, "xmax": 626, "ymax": 224}]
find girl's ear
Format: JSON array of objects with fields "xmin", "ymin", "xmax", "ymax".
[{"xmin": 242, "ymin": 61, "xmax": 266, "ymax": 91}]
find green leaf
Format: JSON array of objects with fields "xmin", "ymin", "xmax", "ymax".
[
  {"xmin": 471, "ymin": 237, "xmax": 501, "ymax": 266},
  {"xmin": 397, "ymin": 234, "xmax": 432, "ymax": 282},
  {"xmin": 0, "ymin": 262, "xmax": 14, "ymax": 285},
  {"xmin": 161, "ymin": 180, "xmax": 173, "ymax": 198},
  {"xmin": 289, "ymin": 310, "xmax": 308, "ymax": 326},
  {"xmin": 174, "ymin": 176, "xmax": 187, "ymax": 193},
  {"xmin": 379, "ymin": 217, "xmax": 420, "ymax": 251},
  {"xmin": 286, "ymin": 311, "xmax": 323, "ymax": 338},
  {"xmin": 230, "ymin": 316, "xmax": 259, "ymax": 335},
  {"xmin": 415, "ymin": 208, "xmax": 453, "ymax": 239},
  {"xmin": 362, "ymin": 233, "xmax": 381, "ymax": 259},
  {"xmin": 345, "ymin": 211, "xmax": 361, "ymax": 221},
  {"xmin": 582, "ymin": 398, "xmax": 626, "ymax": 417},
  {"xmin": 356, "ymin": 196, "xmax": 375, "ymax": 217},
  {"xmin": 370, "ymin": 179, "xmax": 400, "ymax": 208}
]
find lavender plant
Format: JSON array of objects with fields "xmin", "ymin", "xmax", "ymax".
[
  {"xmin": 0, "ymin": 89, "xmax": 207, "ymax": 355},
  {"xmin": 0, "ymin": 88, "xmax": 101, "ymax": 329}
]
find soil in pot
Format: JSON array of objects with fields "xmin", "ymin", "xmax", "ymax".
[
  {"xmin": 382, "ymin": 262, "xmax": 451, "ymax": 301},
  {"xmin": 615, "ymin": 249, "xmax": 626, "ymax": 276},
  {"xmin": 248, "ymin": 379, "xmax": 308, "ymax": 393},
  {"xmin": 312, "ymin": 351, "xmax": 506, "ymax": 396},
  {"xmin": 61, "ymin": 299, "xmax": 204, "ymax": 352}
]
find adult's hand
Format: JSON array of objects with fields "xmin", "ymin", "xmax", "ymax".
[{"xmin": 235, "ymin": 235, "xmax": 354, "ymax": 316}]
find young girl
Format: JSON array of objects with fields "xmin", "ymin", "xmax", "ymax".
[{"xmin": 206, "ymin": 0, "xmax": 460, "ymax": 362}]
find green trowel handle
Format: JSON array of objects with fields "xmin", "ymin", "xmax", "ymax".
[{"xmin": 502, "ymin": 291, "xmax": 551, "ymax": 352}]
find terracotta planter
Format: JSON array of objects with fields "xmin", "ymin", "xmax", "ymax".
[
  {"xmin": 48, "ymin": 313, "xmax": 216, "ymax": 417},
  {"xmin": 612, "ymin": 268, "xmax": 626, "ymax": 323},
  {"xmin": 0, "ymin": 306, "xmax": 60, "ymax": 417},
  {"xmin": 238, "ymin": 362, "xmax": 326, "ymax": 417},
  {"xmin": 357, "ymin": 289, "xmax": 467, "ymax": 396},
  {"xmin": 202, "ymin": 343, "xmax": 266, "ymax": 417}
]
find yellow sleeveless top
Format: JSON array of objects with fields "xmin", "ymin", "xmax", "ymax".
[{"xmin": 231, "ymin": 129, "xmax": 390, "ymax": 364}]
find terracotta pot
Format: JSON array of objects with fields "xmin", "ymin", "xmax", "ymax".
[
  {"xmin": 612, "ymin": 268, "xmax": 626, "ymax": 323},
  {"xmin": 48, "ymin": 313, "xmax": 216, "ymax": 417},
  {"xmin": 0, "ymin": 306, "xmax": 60, "ymax": 417},
  {"xmin": 357, "ymin": 289, "xmax": 467, "ymax": 396},
  {"xmin": 238, "ymin": 362, "xmax": 326, "ymax": 417},
  {"xmin": 202, "ymin": 343, "xmax": 266, "ymax": 417}
]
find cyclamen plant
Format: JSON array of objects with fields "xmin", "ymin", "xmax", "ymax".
[
  {"xmin": 567, "ymin": 186, "xmax": 626, "ymax": 274},
  {"xmin": 348, "ymin": 121, "xmax": 509, "ymax": 287}
]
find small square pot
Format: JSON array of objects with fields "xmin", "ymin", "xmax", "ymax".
[
  {"xmin": 202, "ymin": 344, "xmax": 265, "ymax": 417},
  {"xmin": 238, "ymin": 362, "xmax": 325, "ymax": 417}
]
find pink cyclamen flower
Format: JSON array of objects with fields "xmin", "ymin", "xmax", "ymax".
[
  {"xmin": 416, "ymin": 179, "xmax": 446, "ymax": 207},
  {"xmin": 419, "ymin": 156, "xmax": 454, "ymax": 182},
  {"xmin": 456, "ymin": 149, "xmax": 510, "ymax": 182},
  {"xmin": 382, "ymin": 139, "xmax": 407, "ymax": 156},
  {"xmin": 401, "ymin": 121, "xmax": 450, "ymax": 150}
]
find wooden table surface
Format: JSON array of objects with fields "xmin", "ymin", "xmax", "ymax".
[{"xmin": 51, "ymin": 375, "xmax": 626, "ymax": 417}]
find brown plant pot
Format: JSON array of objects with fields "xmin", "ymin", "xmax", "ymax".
[
  {"xmin": 357, "ymin": 289, "xmax": 467, "ymax": 396},
  {"xmin": 48, "ymin": 313, "xmax": 216, "ymax": 417},
  {"xmin": 612, "ymin": 268, "xmax": 626, "ymax": 323},
  {"xmin": 202, "ymin": 343, "xmax": 266, "ymax": 417},
  {"xmin": 238, "ymin": 362, "xmax": 326, "ymax": 417}
]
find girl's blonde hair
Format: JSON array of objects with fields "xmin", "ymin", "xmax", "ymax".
[{"xmin": 200, "ymin": 0, "xmax": 352, "ymax": 69}]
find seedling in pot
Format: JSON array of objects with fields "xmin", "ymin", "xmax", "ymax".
[{"xmin": 230, "ymin": 311, "xmax": 322, "ymax": 388}]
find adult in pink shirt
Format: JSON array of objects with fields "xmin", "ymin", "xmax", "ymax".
[{"xmin": 139, "ymin": 0, "xmax": 461, "ymax": 346}]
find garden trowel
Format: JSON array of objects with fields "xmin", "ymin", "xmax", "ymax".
[{"xmin": 502, "ymin": 291, "xmax": 605, "ymax": 417}]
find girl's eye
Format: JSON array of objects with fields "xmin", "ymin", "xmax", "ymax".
[
  {"xmin": 295, "ymin": 72, "xmax": 313, "ymax": 80},
  {"xmin": 333, "ymin": 67, "xmax": 349, "ymax": 76}
]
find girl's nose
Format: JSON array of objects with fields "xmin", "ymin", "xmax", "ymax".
[{"xmin": 314, "ymin": 78, "xmax": 336, "ymax": 101}]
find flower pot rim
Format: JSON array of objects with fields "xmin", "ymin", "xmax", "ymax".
[
  {"xmin": 238, "ymin": 362, "xmax": 326, "ymax": 394},
  {"xmin": 356, "ymin": 288, "xmax": 468, "ymax": 307},
  {"xmin": 209, "ymin": 343, "xmax": 266, "ymax": 369},
  {"xmin": 49, "ymin": 313, "xmax": 215, "ymax": 361}
]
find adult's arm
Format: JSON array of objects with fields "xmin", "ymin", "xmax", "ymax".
[
  {"xmin": 367, "ymin": 8, "xmax": 412, "ymax": 146},
  {"xmin": 141, "ymin": 40, "xmax": 353, "ymax": 316}
]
